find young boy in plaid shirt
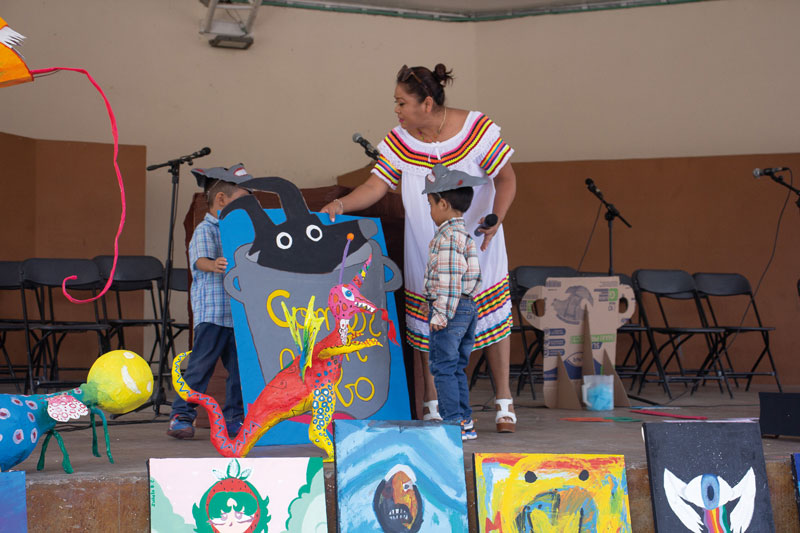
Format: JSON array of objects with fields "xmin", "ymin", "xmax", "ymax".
[
  {"xmin": 167, "ymin": 178, "xmax": 250, "ymax": 439},
  {"xmin": 421, "ymin": 164, "xmax": 488, "ymax": 441}
]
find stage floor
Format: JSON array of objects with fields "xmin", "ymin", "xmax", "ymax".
[{"xmin": 9, "ymin": 379, "xmax": 800, "ymax": 532}]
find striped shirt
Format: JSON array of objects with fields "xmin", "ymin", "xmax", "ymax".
[
  {"xmin": 189, "ymin": 213, "xmax": 232, "ymax": 328},
  {"xmin": 423, "ymin": 217, "xmax": 481, "ymax": 328}
]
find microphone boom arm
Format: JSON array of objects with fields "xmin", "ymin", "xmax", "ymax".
[
  {"xmin": 584, "ymin": 178, "xmax": 632, "ymax": 276},
  {"xmin": 147, "ymin": 147, "xmax": 211, "ymax": 172},
  {"xmin": 586, "ymin": 181, "xmax": 632, "ymax": 228},
  {"xmin": 764, "ymin": 171, "xmax": 800, "ymax": 208},
  {"xmin": 352, "ymin": 133, "xmax": 380, "ymax": 162}
]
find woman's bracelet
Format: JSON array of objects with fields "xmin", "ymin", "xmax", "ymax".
[{"xmin": 334, "ymin": 198, "xmax": 344, "ymax": 213}]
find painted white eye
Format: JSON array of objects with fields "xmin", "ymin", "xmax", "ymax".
[
  {"xmin": 276, "ymin": 232, "xmax": 293, "ymax": 250},
  {"xmin": 210, "ymin": 512, "xmax": 228, "ymax": 526},
  {"xmin": 306, "ymin": 224, "xmax": 323, "ymax": 242},
  {"xmin": 343, "ymin": 288, "xmax": 355, "ymax": 301},
  {"xmin": 403, "ymin": 481, "xmax": 412, "ymax": 491}
]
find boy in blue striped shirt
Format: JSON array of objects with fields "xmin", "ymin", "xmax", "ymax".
[{"xmin": 167, "ymin": 178, "xmax": 249, "ymax": 439}]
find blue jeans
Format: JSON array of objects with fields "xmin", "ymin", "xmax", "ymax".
[
  {"xmin": 171, "ymin": 323, "xmax": 244, "ymax": 424},
  {"xmin": 428, "ymin": 298, "xmax": 478, "ymax": 423}
]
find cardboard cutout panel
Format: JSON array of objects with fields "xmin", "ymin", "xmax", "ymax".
[
  {"xmin": 335, "ymin": 419, "xmax": 468, "ymax": 533},
  {"xmin": 474, "ymin": 453, "xmax": 632, "ymax": 532},
  {"xmin": 520, "ymin": 277, "xmax": 633, "ymax": 409},
  {"xmin": 149, "ymin": 457, "xmax": 326, "ymax": 533},
  {"xmin": 220, "ymin": 178, "xmax": 409, "ymax": 447},
  {"xmin": 643, "ymin": 421, "xmax": 774, "ymax": 533}
]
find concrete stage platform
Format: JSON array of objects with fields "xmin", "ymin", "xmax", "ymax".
[{"xmin": 10, "ymin": 380, "xmax": 800, "ymax": 532}]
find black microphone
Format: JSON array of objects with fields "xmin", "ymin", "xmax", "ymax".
[
  {"xmin": 352, "ymin": 133, "xmax": 380, "ymax": 160},
  {"xmin": 753, "ymin": 167, "xmax": 789, "ymax": 178},
  {"xmin": 475, "ymin": 214, "xmax": 498, "ymax": 236},
  {"xmin": 585, "ymin": 178, "xmax": 602, "ymax": 196},
  {"xmin": 146, "ymin": 147, "xmax": 212, "ymax": 171},
  {"xmin": 192, "ymin": 147, "xmax": 211, "ymax": 159}
]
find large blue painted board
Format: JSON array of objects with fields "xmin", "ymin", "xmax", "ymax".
[{"xmin": 220, "ymin": 198, "xmax": 410, "ymax": 446}]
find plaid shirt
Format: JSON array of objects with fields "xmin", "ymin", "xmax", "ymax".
[
  {"xmin": 189, "ymin": 213, "xmax": 232, "ymax": 328},
  {"xmin": 423, "ymin": 217, "xmax": 482, "ymax": 327}
]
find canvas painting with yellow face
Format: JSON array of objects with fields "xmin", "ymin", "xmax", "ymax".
[{"xmin": 474, "ymin": 453, "xmax": 632, "ymax": 533}]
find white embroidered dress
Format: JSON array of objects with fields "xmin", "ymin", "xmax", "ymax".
[{"xmin": 372, "ymin": 111, "xmax": 514, "ymax": 351}]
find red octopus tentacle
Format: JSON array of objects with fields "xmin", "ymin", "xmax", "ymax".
[{"xmin": 172, "ymin": 351, "xmax": 240, "ymax": 456}]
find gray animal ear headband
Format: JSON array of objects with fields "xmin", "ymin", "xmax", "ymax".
[
  {"xmin": 191, "ymin": 163, "xmax": 253, "ymax": 190},
  {"xmin": 421, "ymin": 163, "xmax": 489, "ymax": 195}
]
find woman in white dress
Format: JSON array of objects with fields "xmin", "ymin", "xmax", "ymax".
[{"xmin": 322, "ymin": 63, "xmax": 518, "ymax": 432}]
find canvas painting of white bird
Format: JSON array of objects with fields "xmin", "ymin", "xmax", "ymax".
[{"xmin": 643, "ymin": 422, "xmax": 774, "ymax": 533}]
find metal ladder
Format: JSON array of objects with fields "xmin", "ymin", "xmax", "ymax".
[{"xmin": 200, "ymin": 0, "xmax": 261, "ymax": 49}]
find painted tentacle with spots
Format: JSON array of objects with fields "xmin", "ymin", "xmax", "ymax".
[{"xmin": 172, "ymin": 253, "xmax": 396, "ymax": 461}]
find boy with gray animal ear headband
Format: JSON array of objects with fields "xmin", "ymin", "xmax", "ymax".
[
  {"xmin": 167, "ymin": 164, "xmax": 252, "ymax": 441},
  {"xmin": 420, "ymin": 164, "xmax": 487, "ymax": 441}
]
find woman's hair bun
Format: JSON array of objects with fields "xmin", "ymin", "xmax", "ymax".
[{"xmin": 432, "ymin": 63, "xmax": 454, "ymax": 86}]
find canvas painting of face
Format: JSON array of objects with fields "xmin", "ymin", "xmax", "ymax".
[
  {"xmin": 474, "ymin": 452, "xmax": 631, "ymax": 532},
  {"xmin": 334, "ymin": 419, "xmax": 468, "ymax": 532},
  {"xmin": 149, "ymin": 457, "xmax": 326, "ymax": 533},
  {"xmin": 643, "ymin": 422, "xmax": 774, "ymax": 532}
]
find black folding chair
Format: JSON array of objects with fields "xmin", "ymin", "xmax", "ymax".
[
  {"xmin": 693, "ymin": 272, "xmax": 781, "ymax": 392},
  {"xmin": 632, "ymin": 269, "xmax": 729, "ymax": 399},
  {"xmin": 586, "ymin": 272, "xmax": 650, "ymax": 384},
  {"xmin": 20, "ymin": 258, "xmax": 111, "ymax": 392},
  {"xmin": 93, "ymin": 255, "xmax": 165, "ymax": 363},
  {"xmin": 0, "ymin": 261, "xmax": 27, "ymax": 392},
  {"xmin": 157, "ymin": 267, "xmax": 191, "ymax": 360},
  {"xmin": 469, "ymin": 266, "xmax": 579, "ymax": 399}
]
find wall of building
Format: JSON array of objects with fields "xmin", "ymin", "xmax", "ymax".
[{"xmin": 2, "ymin": 0, "xmax": 799, "ymax": 382}]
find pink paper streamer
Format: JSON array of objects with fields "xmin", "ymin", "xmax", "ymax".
[{"xmin": 31, "ymin": 67, "xmax": 125, "ymax": 304}]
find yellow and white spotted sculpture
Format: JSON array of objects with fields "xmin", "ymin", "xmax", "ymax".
[{"xmin": 0, "ymin": 350, "xmax": 153, "ymax": 473}]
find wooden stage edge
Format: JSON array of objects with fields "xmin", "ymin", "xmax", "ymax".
[{"xmin": 16, "ymin": 382, "xmax": 800, "ymax": 532}]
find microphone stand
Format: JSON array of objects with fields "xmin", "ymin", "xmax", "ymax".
[
  {"xmin": 764, "ymin": 172, "xmax": 800, "ymax": 209},
  {"xmin": 584, "ymin": 181, "xmax": 651, "ymax": 404},
  {"xmin": 362, "ymin": 146, "xmax": 380, "ymax": 162},
  {"xmin": 585, "ymin": 180, "xmax": 632, "ymax": 276},
  {"xmin": 137, "ymin": 150, "xmax": 210, "ymax": 416}
]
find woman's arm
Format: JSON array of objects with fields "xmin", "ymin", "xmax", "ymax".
[
  {"xmin": 477, "ymin": 162, "xmax": 517, "ymax": 251},
  {"xmin": 320, "ymin": 174, "xmax": 392, "ymax": 221}
]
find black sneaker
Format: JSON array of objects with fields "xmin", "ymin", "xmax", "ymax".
[{"xmin": 167, "ymin": 415, "xmax": 195, "ymax": 439}]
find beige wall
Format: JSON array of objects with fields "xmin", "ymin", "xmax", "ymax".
[
  {"xmin": 476, "ymin": 0, "xmax": 800, "ymax": 161},
  {"xmin": 3, "ymin": 0, "xmax": 800, "ymax": 378},
  {"xmin": 1, "ymin": 0, "xmax": 477, "ymax": 263},
  {"xmin": 2, "ymin": 0, "xmax": 798, "ymax": 263}
]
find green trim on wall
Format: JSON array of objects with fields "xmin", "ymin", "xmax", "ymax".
[{"xmin": 248, "ymin": 0, "xmax": 710, "ymax": 22}]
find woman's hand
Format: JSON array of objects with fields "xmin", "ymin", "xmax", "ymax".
[
  {"xmin": 479, "ymin": 162, "xmax": 517, "ymax": 251},
  {"xmin": 321, "ymin": 198, "xmax": 344, "ymax": 222},
  {"xmin": 321, "ymin": 175, "xmax": 391, "ymax": 222},
  {"xmin": 476, "ymin": 215, "xmax": 501, "ymax": 251}
]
